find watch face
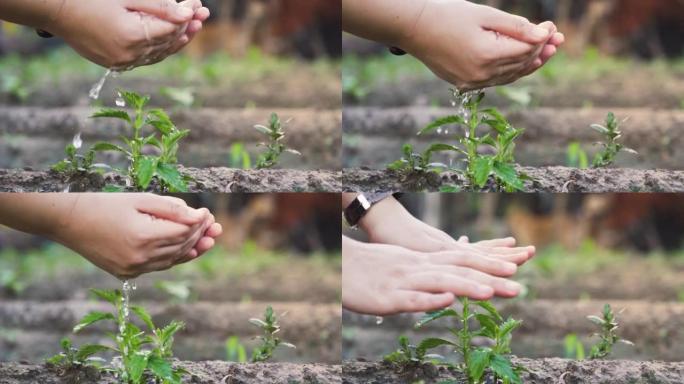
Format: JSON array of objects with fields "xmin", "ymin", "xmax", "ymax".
[{"xmin": 358, "ymin": 194, "xmax": 371, "ymax": 210}]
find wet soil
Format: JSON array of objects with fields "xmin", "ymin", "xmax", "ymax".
[
  {"xmin": 0, "ymin": 361, "xmax": 341, "ymax": 384},
  {"xmin": 341, "ymin": 167, "xmax": 684, "ymax": 193},
  {"xmin": 0, "ymin": 167, "xmax": 342, "ymax": 192},
  {"xmin": 342, "ymin": 359, "xmax": 684, "ymax": 384}
]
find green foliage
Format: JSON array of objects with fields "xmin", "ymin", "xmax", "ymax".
[
  {"xmin": 89, "ymin": 90, "xmax": 190, "ymax": 192},
  {"xmin": 563, "ymin": 333, "xmax": 586, "ymax": 360},
  {"xmin": 67, "ymin": 289, "xmax": 187, "ymax": 384},
  {"xmin": 383, "ymin": 336, "xmax": 433, "ymax": 367},
  {"xmin": 412, "ymin": 299, "xmax": 523, "ymax": 384},
  {"xmin": 159, "ymin": 86, "xmax": 195, "ymax": 108},
  {"xmin": 249, "ymin": 306, "xmax": 296, "ymax": 362},
  {"xmin": 590, "ymin": 112, "xmax": 637, "ymax": 168},
  {"xmin": 228, "ymin": 143, "xmax": 253, "ymax": 169},
  {"xmin": 254, "ymin": 113, "xmax": 301, "ymax": 169},
  {"xmin": 154, "ymin": 280, "xmax": 194, "ymax": 303},
  {"xmin": 587, "ymin": 304, "xmax": 633, "ymax": 359},
  {"xmin": 394, "ymin": 90, "xmax": 526, "ymax": 191},
  {"xmin": 51, "ymin": 142, "xmax": 96, "ymax": 175},
  {"xmin": 566, "ymin": 142, "xmax": 589, "ymax": 169},
  {"xmin": 46, "ymin": 337, "xmax": 107, "ymax": 372},
  {"xmin": 225, "ymin": 336, "xmax": 248, "ymax": 363}
]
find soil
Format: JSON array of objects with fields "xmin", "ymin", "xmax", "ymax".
[
  {"xmin": 0, "ymin": 361, "xmax": 342, "ymax": 384},
  {"xmin": 341, "ymin": 167, "xmax": 684, "ymax": 193},
  {"xmin": 0, "ymin": 167, "xmax": 342, "ymax": 192},
  {"xmin": 342, "ymin": 359, "xmax": 684, "ymax": 384}
]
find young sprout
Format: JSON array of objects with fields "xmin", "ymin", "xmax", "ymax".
[
  {"xmin": 393, "ymin": 90, "xmax": 527, "ymax": 191},
  {"xmin": 89, "ymin": 90, "xmax": 190, "ymax": 192},
  {"xmin": 591, "ymin": 112, "xmax": 637, "ymax": 168},
  {"xmin": 384, "ymin": 335, "xmax": 428, "ymax": 368},
  {"xmin": 249, "ymin": 306, "xmax": 296, "ymax": 362},
  {"xmin": 51, "ymin": 143, "xmax": 95, "ymax": 175},
  {"xmin": 67, "ymin": 289, "xmax": 187, "ymax": 384},
  {"xmin": 225, "ymin": 336, "xmax": 248, "ymax": 363},
  {"xmin": 587, "ymin": 304, "xmax": 633, "ymax": 359},
  {"xmin": 413, "ymin": 299, "xmax": 523, "ymax": 384},
  {"xmin": 254, "ymin": 113, "xmax": 301, "ymax": 169},
  {"xmin": 46, "ymin": 337, "xmax": 107, "ymax": 374}
]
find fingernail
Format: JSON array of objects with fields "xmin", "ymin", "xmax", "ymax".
[
  {"xmin": 177, "ymin": 6, "xmax": 194, "ymax": 18},
  {"xmin": 477, "ymin": 285, "xmax": 494, "ymax": 296},
  {"xmin": 505, "ymin": 281, "xmax": 522, "ymax": 292},
  {"xmin": 532, "ymin": 26, "xmax": 549, "ymax": 39}
]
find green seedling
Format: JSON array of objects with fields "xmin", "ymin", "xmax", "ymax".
[
  {"xmin": 154, "ymin": 280, "xmax": 194, "ymax": 304},
  {"xmin": 384, "ymin": 335, "xmax": 427, "ymax": 367},
  {"xmin": 413, "ymin": 298, "xmax": 524, "ymax": 384},
  {"xmin": 254, "ymin": 113, "xmax": 301, "ymax": 169},
  {"xmin": 51, "ymin": 142, "xmax": 96, "ymax": 176},
  {"xmin": 225, "ymin": 336, "xmax": 248, "ymax": 363},
  {"xmin": 159, "ymin": 86, "xmax": 195, "ymax": 108},
  {"xmin": 387, "ymin": 143, "xmax": 458, "ymax": 174},
  {"xmin": 587, "ymin": 304, "xmax": 633, "ymax": 359},
  {"xmin": 46, "ymin": 337, "xmax": 108, "ymax": 373},
  {"xmin": 249, "ymin": 306, "xmax": 296, "ymax": 362},
  {"xmin": 413, "ymin": 90, "xmax": 527, "ymax": 191},
  {"xmin": 563, "ymin": 333, "xmax": 586, "ymax": 360},
  {"xmin": 69, "ymin": 289, "xmax": 187, "ymax": 384},
  {"xmin": 590, "ymin": 112, "xmax": 637, "ymax": 168},
  {"xmin": 228, "ymin": 142, "xmax": 252, "ymax": 169},
  {"xmin": 89, "ymin": 90, "xmax": 190, "ymax": 192},
  {"xmin": 566, "ymin": 142, "xmax": 589, "ymax": 169}
]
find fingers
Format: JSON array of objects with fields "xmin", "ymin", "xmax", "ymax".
[
  {"xmin": 388, "ymin": 291, "xmax": 455, "ymax": 314},
  {"xmin": 431, "ymin": 251, "xmax": 518, "ymax": 276},
  {"xmin": 193, "ymin": 6, "xmax": 211, "ymax": 22},
  {"xmin": 205, "ymin": 222, "xmax": 223, "ymax": 238},
  {"xmin": 482, "ymin": 10, "xmax": 553, "ymax": 44},
  {"xmin": 416, "ymin": 267, "xmax": 522, "ymax": 298},
  {"xmin": 136, "ymin": 194, "xmax": 207, "ymax": 225},
  {"xmin": 404, "ymin": 272, "xmax": 495, "ymax": 300},
  {"xmin": 475, "ymin": 237, "xmax": 517, "ymax": 247},
  {"xmin": 194, "ymin": 236, "xmax": 216, "ymax": 255},
  {"xmin": 125, "ymin": 0, "xmax": 195, "ymax": 24},
  {"xmin": 548, "ymin": 32, "xmax": 565, "ymax": 46}
]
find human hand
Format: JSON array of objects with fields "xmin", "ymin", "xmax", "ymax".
[
  {"xmin": 398, "ymin": 0, "xmax": 565, "ymax": 90},
  {"xmin": 46, "ymin": 0, "xmax": 210, "ymax": 69},
  {"xmin": 52, "ymin": 194, "xmax": 221, "ymax": 279},
  {"xmin": 342, "ymin": 236, "xmax": 524, "ymax": 316},
  {"xmin": 359, "ymin": 196, "xmax": 535, "ymax": 266}
]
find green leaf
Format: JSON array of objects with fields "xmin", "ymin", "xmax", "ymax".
[
  {"xmin": 474, "ymin": 314, "xmax": 498, "ymax": 339},
  {"xmin": 91, "ymin": 109, "xmax": 130, "ymax": 123},
  {"xmin": 469, "ymin": 348, "xmax": 492, "ymax": 382},
  {"xmin": 590, "ymin": 124, "xmax": 609, "ymax": 134},
  {"xmin": 415, "ymin": 308, "xmax": 459, "ymax": 328},
  {"xmin": 492, "ymin": 162, "xmax": 524, "ymax": 191},
  {"xmin": 127, "ymin": 353, "xmax": 149, "ymax": 383},
  {"xmin": 136, "ymin": 156, "xmax": 158, "ymax": 190},
  {"xmin": 424, "ymin": 143, "xmax": 461, "ymax": 155},
  {"xmin": 120, "ymin": 90, "xmax": 149, "ymax": 111},
  {"xmin": 51, "ymin": 160, "xmax": 71, "ymax": 173},
  {"xmin": 131, "ymin": 306, "xmax": 154, "ymax": 331},
  {"xmin": 472, "ymin": 156, "xmax": 494, "ymax": 187},
  {"xmin": 147, "ymin": 109, "xmax": 174, "ymax": 135},
  {"xmin": 254, "ymin": 124, "xmax": 272, "ymax": 135},
  {"xmin": 74, "ymin": 344, "xmax": 110, "ymax": 361},
  {"xmin": 102, "ymin": 184, "xmax": 125, "ymax": 192},
  {"xmin": 475, "ymin": 301, "xmax": 503, "ymax": 321},
  {"xmin": 73, "ymin": 311, "xmax": 115, "ymax": 333},
  {"xmin": 90, "ymin": 289, "xmax": 120, "ymax": 305},
  {"xmin": 91, "ymin": 141, "xmax": 128, "ymax": 154},
  {"xmin": 439, "ymin": 184, "xmax": 461, "ymax": 193},
  {"xmin": 499, "ymin": 318, "xmax": 523, "ymax": 339},
  {"xmin": 490, "ymin": 355, "xmax": 521, "ymax": 384},
  {"xmin": 156, "ymin": 163, "xmax": 188, "ymax": 192},
  {"xmin": 419, "ymin": 115, "xmax": 465, "ymax": 135},
  {"xmin": 417, "ymin": 337, "xmax": 456, "ymax": 352},
  {"xmin": 147, "ymin": 355, "xmax": 174, "ymax": 381}
]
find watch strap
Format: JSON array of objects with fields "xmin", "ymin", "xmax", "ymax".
[{"xmin": 343, "ymin": 192, "xmax": 394, "ymax": 227}]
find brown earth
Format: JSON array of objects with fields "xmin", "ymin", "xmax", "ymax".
[
  {"xmin": 342, "ymin": 359, "xmax": 684, "ymax": 384},
  {"xmin": 341, "ymin": 167, "xmax": 684, "ymax": 193},
  {"xmin": 0, "ymin": 167, "xmax": 342, "ymax": 192},
  {"xmin": 0, "ymin": 361, "xmax": 341, "ymax": 384}
]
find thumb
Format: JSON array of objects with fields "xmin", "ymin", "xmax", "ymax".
[
  {"xmin": 482, "ymin": 11, "xmax": 552, "ymax": 44},
  {"xmin": 136, "ymin": 194, "xmax": 207, "ymax": 225},
  {"xmin": 125, "ymin": 0, "xmax": 195, "ymax": 23}
]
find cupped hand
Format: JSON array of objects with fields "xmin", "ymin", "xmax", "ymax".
[
  {"xmin": 53, "ymin": 194, "xmax": 221, "ymax": 279},
  {"xmin": 359, "ymin": 196, "xmax": 535, "ymax": 265},
  {"xmin": 47, "ymin": 0, "xmax": 210, "ymax": 69},
  {"xmin": 342, "ymin": 236, "xmax": 524, "ymax": 316},
  {"xmin": 400, "ymin": 0, "xmax": 564, "ymax": 90}
]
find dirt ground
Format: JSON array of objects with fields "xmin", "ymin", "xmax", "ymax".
[
  {"xmin": 342, "ymin": 358, "xmax": 684, "ymax": 384},
  {"xmin": 0, "ymin": 361, "xmax": 342, "ymax": 384},
  {"xmin": 341, "ymin": 167, "xmax": 684, "ymax": 193},
  {"xmin": 0, "ymin": 167, "xmax": 342, "ymax": 192}
]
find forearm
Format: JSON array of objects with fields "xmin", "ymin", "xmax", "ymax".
[
  {"xmin": 0, "ymin": 193, "xmax": 78, "ymax": 239},
  {"xmin": 0, "ymin": 0, "xmax": 66, "ymax": 30},
  {"xmin": 342, "ymin": 0, "xmax": 428, "ymax": 46}
]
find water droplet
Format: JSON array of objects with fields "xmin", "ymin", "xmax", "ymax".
[
  {"xmin": 437, "ymin": 128, "xmax": 442, "ymax": 134},
  {"xmin": 115, "ymin": 92, "xmax": 126, "ymax": 107},
  {"xmin": 375, "ymin": 316, "xmax": 384, "ymax": 325},
  {"xmin": 89, "ymin": 69, "xmax": 112, "ymax": 100},
  {"xmin": 72, "ymin": 132, "xmax": 82, "ymax": 149}
]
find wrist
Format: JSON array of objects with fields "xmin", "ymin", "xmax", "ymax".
[
  {"xmin": 42, "ymin": 0, "xmax": 70, "ymax": 37},
  {"xmin": 358, "ymin": 196, "xmax": 402, "ymax": 234}
]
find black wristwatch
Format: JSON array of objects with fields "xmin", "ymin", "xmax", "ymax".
[
  {"xmin": 343, "ymin": 192, "xmax": 399, "ymax": 228},
  {"xmin": 36, "ymin": 29, "xmax": 54, "ymax": 38},
  {"xmin": 389, "ymin": 46, "xmax": 407, "ymax": 56}
]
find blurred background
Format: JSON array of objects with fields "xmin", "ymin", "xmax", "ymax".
[
  {"xmin": 0, "ymin": 193, "xmax": 341, "ymax": 364},
  {"xmin": 0, "ymin": 0, "xmax": 342, "ymax": 172},
  {"xmin": 342, "ymin": 0, "xmax": 684, "ymax": 171},
  {"xmin": 343, "ymin": 193, "xmax": 684, "ymax": 362}
]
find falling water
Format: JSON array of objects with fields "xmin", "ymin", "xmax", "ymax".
[
  {"xmin": 72, "ymin": 132, "xmax": 82, "ymax": 149},
  {"xmin": 375, "ymin": 316, "xmax": 384, "ymax": 325},
  {"xmin": 89, "ymin": 69, "xmax": 112, "ymax": 100},
  {"xmin": 115, "ymin": 91, "xmax": 126, "ymax": 107},
  {"xmin": 120, "ymin": 279, "xmax": 137, "ymax": 335}
]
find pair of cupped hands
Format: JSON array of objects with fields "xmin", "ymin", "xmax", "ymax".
[
  {"xmin": 45, "ymin": 0, "xmax": 211, "ymax": 69},
  {"xmin": 343, "ymin": 196, "xmax": 535, "ymax": 316}
]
